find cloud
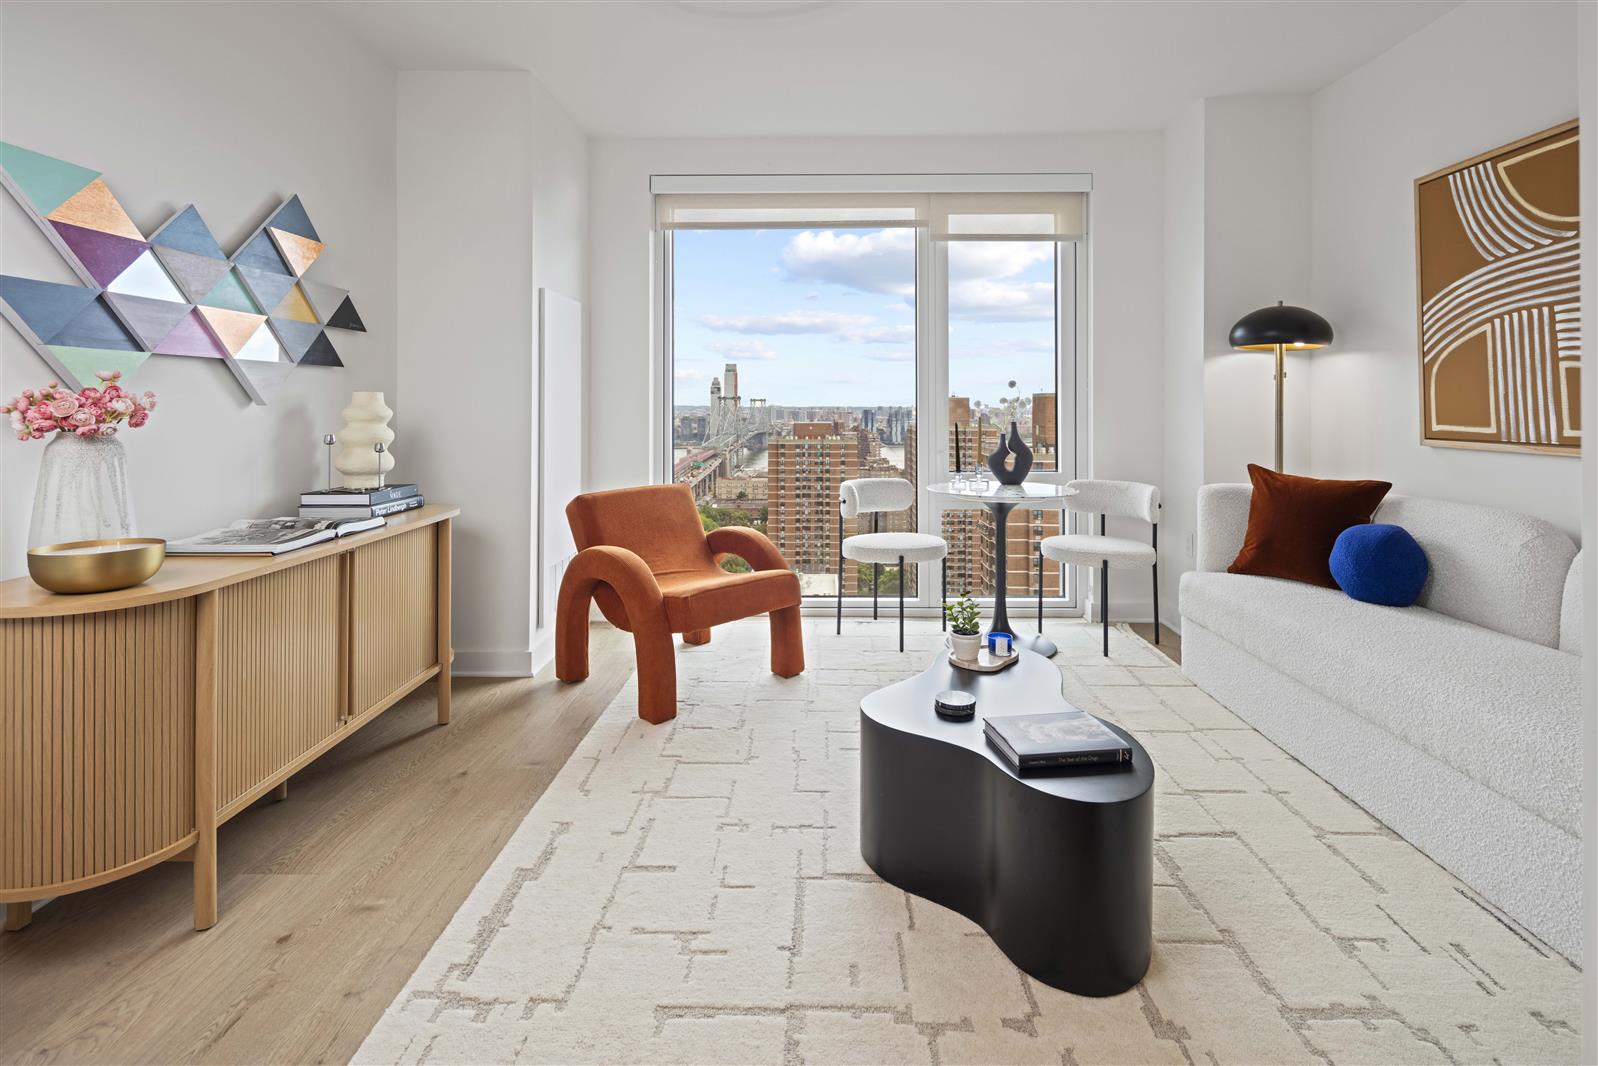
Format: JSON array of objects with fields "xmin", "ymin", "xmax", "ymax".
[
  {"xmin": 701, "ymin": 310, "xmax": 875, "ymax": 335},
  {"xmin": 700, "ymin": 310, "xmax": 907, "ymax": 345},
  {"xmin": 674, "ymin": 366, "xmax": 709, "ymax": 382},
  {"xmin": 776, "ymin": 230, "xmax": 1055, "ymax": 321},
  {"xmin": 864, "ymin": 350, "xmax": 913, "ymax": 363},
  {"xmin": 779, "ymin": 229, "xmax": 915, "ymax": 296},
  {"xmin": 706, "ymin": 338, "xmax": 778, "ymax": 361},
  {"xmin": 948, "ymin": 279, "xmax": 1055, "ymax": 322}
]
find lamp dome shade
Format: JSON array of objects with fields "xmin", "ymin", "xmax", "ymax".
[{"xmin": 1229, "ymin": 303, "xmax": 1334, "ymax": 351}]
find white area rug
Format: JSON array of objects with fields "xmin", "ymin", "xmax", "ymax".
[{"xmin": 356, "ymin": 619, "xmax": 1580, "ymax": 1065}]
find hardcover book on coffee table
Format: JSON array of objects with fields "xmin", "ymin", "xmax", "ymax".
[{"xmin": 983, "ymin": 711, "xmax": 1133, "ymax": 771}]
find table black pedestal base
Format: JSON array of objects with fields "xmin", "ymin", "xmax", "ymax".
[{"xmin": 860, "ymin": 649, "xmax": 1154, "ymax": 997}]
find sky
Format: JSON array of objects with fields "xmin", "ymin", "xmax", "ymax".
[{"xmin": 672, "ymin": 228, "xmax": 1059, "ymax": 410}]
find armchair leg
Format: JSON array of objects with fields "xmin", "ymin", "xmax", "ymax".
[
  {"xmin": 555, "ymin": 579, "xmax": 592, "ymax": 684},
  {"xmin": 634, "ymin": 624, "xmax": 679, "ymax": 724},
  {"xmin": 770, "ymin": 604, "xmax": 805, "ymax": 678},
  {"xmin": 683, "ymin": 628, "xmax": 711, "ymax": 645}
]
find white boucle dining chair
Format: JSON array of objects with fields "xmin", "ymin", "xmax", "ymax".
[
  {"xmin": 838, "ymin": 477, "xmax": 948, "ymax": 652},
  {"xmin": 1039, "ymin": 479, "xmax": 1161, "ymax": 657}
]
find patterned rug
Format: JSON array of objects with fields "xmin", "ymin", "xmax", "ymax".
[{"xmin": 356, "ymin": 619, "xmax": 1580, "ymax": 1065}]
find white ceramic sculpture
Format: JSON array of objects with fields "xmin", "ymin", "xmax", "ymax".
[{"xmin": 333, "ymin": 391, "xmax": 395, "ymax": 488}]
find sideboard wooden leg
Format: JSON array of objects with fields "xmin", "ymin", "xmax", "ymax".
[
  {"xmin": 270, "ymin": 781, "xmax": 289, "ymax": 802},
  {"xmin": 436, "ymin": 518, "xmax": 453, "ymax": 726},
  {"xmin": 5, "ymin": 902, "xmax": 31, "ymax": 931},
  {"xmin": 194, "ymin": 590, "xmax": 219, "ymax": 932}
]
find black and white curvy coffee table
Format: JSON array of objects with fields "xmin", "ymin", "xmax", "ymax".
[{"xmin": 859, "ymin": 647, "xmax": 1154, "ymax": 997}]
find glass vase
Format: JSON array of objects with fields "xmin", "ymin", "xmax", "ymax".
[{"xmin": 28, "ymin": 432, "xmax": 136, "ymax": 547}]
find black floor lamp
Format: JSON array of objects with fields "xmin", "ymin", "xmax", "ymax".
[{"xmin": 1228, "ymin": 301, "xmax": 1334, "ymax": 472}]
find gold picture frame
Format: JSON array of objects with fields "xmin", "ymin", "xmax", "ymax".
[{"xmin": 1414, "ymin": 119, "xmax": 1580, "ymax": 456}]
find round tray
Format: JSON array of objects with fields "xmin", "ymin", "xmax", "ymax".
[{"xmin": 949, "ymin": 647, "xmax": 1020, "ymax": 673}]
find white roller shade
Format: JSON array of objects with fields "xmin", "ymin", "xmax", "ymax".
[
  {"xmin": 655, "ymin": 193, "xmax": 925, "ymax": 230},
  {"xmin": 929, "ymin": 192, "xmax": 1086, "ymax": 241},
  {"xmin": 655, "ymin": 188, "xmax": 1087, "ymax": 239}
]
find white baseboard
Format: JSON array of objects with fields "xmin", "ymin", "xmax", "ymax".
[{"xmin": 452, "ymin": 633, "xmax": 556, "ymax": 679}]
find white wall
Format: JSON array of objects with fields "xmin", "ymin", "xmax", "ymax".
[
  {"xmin": 0, "ymin": 1, "xmax": 397, "ymax": 578},
  {"xmin": 1308, "ymin": 0, "xmax": 1582, "ymax": 536},
  {"xmin": 397, "ymin": 71, "xmax": 587, "ymax": 676},
  {"xmin": 588, "ymin": 132, "xmax": 1165, "ymax": 618},
  {"xmin": 1201, "ymin": 96, "xmax": 1313, "ymax": 485},
  {"xmin": 1160, "ymin": 102, "xmax": 1206, "ymax": 628}
]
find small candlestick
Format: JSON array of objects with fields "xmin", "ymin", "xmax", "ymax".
[
  {"xmin": 373, "ymin": 442, "xmax": 386, "ymax": 489},
  {"xmin": 322, "ymin": 433, "xmax": 336, "ymax": 490}
]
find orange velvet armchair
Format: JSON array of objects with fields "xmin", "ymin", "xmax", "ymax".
[{"xmin": 555, "ymin": 484, "xmax": 805, "ymax": 724}]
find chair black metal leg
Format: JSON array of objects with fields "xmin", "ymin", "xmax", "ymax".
[
  {"xmin": 837, "ymin": 509, "xmax": 844, "ymax": 635},
  {"xmin": 941, "ymin": 555, "xmax": 947, "ymax": 631},
  {"xmin": 898, "ymin": 554, "xmax": 905, "ymax": 653},
  {"xmin": 873, "ymin": 563, "xmax": 879, "ymax": 620},
  {"xmin": 1151, "ymin": 523, "xmax": 1160, "ymax": 645},
  {"xmin": 1101, "ymin": 561, "xmax": 1109, "ymax": 657},
  {"xmin": 1152, "ymin": 562, "xmax": 1160, "ymax": 645}
]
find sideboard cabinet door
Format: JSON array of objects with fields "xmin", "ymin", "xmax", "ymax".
[{"xmin": 350, "ymin": 526, "xmax": 439, "ymax": 718}]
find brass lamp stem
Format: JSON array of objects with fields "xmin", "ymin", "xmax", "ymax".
[{"xmin": 1274, "ymin": 343, "xmax": 1285, "ymax": 473}]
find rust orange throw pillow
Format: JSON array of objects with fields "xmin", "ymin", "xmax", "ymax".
[{"xmin": 1228, "ymin": 465, "xmax": 1392, "ymax": 588}]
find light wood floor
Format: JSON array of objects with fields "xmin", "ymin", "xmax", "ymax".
[
  {"xmin": 0, "ymin": 626, "xmax": 631, "ymax": 1066},
  {"xmin": 1128, "ymin": 621, "xmax": 1182, "ymax": 664}
]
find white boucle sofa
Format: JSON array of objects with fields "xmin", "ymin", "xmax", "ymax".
[{"xmin": 1180, "ymin": 485, "xmax": 1583, "ymax": 960}]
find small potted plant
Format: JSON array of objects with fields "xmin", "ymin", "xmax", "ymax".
[{"xmin": 945, "ymin": 593, "xmax": 983, "ymax": 661}]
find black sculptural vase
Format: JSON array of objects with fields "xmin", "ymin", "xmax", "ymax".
[{"xmin": 986, "ymin": 421, "xmax": 1034, "ymax": 486}]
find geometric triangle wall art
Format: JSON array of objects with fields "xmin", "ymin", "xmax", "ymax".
[
  {"xmin": 268, "ymin": 227, "xmax": 323, "ymax": 276},
  {"xmin": 274, "ymin": 283, "xmax": 321, "ymax": 324},
  {"xmin": 0, "ymin": 144, "xmax": 365, "ymax": 402},
  {"xmin": 299, "ymin": 329, "xmax": 344, "ymax": 367},
  {"xmin": 267, "ymin": 317, "xmax": 322, "ymax": 362},
  {"xmin": 154, "ymin": 307, "xmax": 228, "ymax": 359},
  {"xmin": 103, "ymin": 292, "xmax": 194, "ymax": 350}
]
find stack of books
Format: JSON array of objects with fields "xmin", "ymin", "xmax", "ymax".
[
  {"xmin": 983, "ymin": 710, "xmax": 1133, "ymax": 773},
  {"xmin": 300, "ymin": 483, "xmax": 424, "ymax": 520}
]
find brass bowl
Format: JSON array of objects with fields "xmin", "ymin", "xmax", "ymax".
[{"xmin": 27, "ymin": 538, "xmax": 167, "ymax": 594}]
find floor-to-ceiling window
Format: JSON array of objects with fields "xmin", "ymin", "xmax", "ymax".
[{"xmin": 657, "ymin": 184, "xmax": 1083, "ymax": 612}]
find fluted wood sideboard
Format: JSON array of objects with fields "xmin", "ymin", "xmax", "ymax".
[{"xmin": 0, "ymin": 504, "xmax": 457, "ymax": 933}]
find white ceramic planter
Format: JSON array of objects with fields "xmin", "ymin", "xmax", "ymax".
[
  {"xmin": 950, "ymin": 632, "xmax": 983, "ymax": 661},
  {"xmin": 29, "ymin": 432, "xmax": 136, "ymax": 547},
  {"xmin": 333, "ymin": 391, "xmax": 396, "ymax": 488}
]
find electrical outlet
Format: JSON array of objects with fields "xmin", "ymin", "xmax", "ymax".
[{"xmin": 1184, "ymin": 531, "xmax": 1196, "ymax": 560}]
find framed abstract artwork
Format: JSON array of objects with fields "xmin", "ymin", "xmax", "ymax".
[
  {"xmin": 0, "ymin": 142, "xmax": 366, "ymax": 405},
  {"xmin": 1415, "ymin": 120, "xmax": 1579, "ymax": 455}
]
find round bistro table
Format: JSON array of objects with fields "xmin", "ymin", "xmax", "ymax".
[
  {"xmin": 925, "ymin": 480, "xmax": 1076, "ymax": 657},
  {"xmin": 860, "ymin": 646, "xmax": 1155, "ymax": 996}
]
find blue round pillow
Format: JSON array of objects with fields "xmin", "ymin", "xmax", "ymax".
[{"xmin": 1329, "ymin": 524, "xmax": 1428, "ymax": 607}]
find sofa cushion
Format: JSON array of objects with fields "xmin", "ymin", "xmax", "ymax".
[
  {"xmin": 1228, "ymin": 465, "xmax": 1391, "ymax": 588},
  {"xmin": 1561, "ymin": 551, "xmax": 1583, "ymax": 654},
  {"xmin": 1372, "ymin": 496, "xmax": 1576, "ymax": 648},
  {"xmin": 1329, "ymin": 524, "xmax": 1428, "ymax": 607},
  {"xmin": 1180, "ymin": 570, "xmax": 1581, "ymax": 834}
]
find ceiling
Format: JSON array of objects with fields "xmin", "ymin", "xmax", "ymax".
[{"xmin": 330, "ymin": 0, "xmax": 1457, "ymax": 138}]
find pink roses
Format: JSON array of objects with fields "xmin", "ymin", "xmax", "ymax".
[{"xmin": 1, "ymin": 371, "xmax": 157, "ymax": 442}]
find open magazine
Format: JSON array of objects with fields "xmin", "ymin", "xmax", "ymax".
[{"xmin": 167, "ymin": 515, "xmax": 386, "ymax": 555}]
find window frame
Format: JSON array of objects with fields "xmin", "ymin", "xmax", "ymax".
[{"xmin": 653, "ymin": 176, "xmax": 1090, "ymax": 616}]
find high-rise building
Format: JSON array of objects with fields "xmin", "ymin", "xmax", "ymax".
[
  {"xmin": 1031, "ymin": 391, "xmax": 1058, "ymax": 471},
  {"xmin": 724, "ymin": 363, "xmax": 739, "ymax": 403},
  {"xmin": 766, "ymin": 421, "xmax": 860, "ymax": 595}
]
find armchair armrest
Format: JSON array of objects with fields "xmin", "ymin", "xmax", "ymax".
[
  {"xmin": 706, "ymin": 526, "xmax": 791, "ymax": 572},
  {"xmin": 564, "ymin": 545, "xmax": 665, "ymax": 612}
]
